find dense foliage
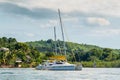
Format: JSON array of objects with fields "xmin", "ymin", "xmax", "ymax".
[
  {"xmin": 27, "ymin": 39, "xmax": 120, "ymax": 67},
  {"xmin": 0, "ymin": 37, "xmax": 120, "ymax": 68},
  {"xmin": 0, "ymin": 37, "xmax": 46, "ymax": 67}
]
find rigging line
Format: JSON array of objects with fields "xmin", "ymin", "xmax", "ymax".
[
  {"xmin": 63, "ymin": 24, "xmax": 70, "ymax": 42},
  {"xmin": 54, "ymin": 26, "xmax": 57, "ymax": 55},
  {"xmin": 58, "ymin": 9, "xmax": 76, "ymax": 62},
  {"xmin": 58, "ymin": 9, "xmax": 67, "ymax": 58}
]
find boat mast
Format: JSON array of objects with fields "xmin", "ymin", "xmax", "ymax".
[
  {"xmin": 58, "ymin": 9, "xmax": 67, "ymax": 60},
  {"xmin": 54, "ymin": 26, "xmax": 57, "ymax": 55}
]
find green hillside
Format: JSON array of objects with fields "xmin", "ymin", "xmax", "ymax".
[
  {"xmin": 0, "ymin": 37, "xmax": 45, "ymax": 68},
  {"xmin": 0, "ymin": 37, "xmax": 120, "ymax": 68},
  {"xmin": 26, "ymin": 39, "xmax": 120, "ymax": 67}
]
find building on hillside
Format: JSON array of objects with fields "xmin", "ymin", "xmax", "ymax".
[
  {"xmin": 15, "ymin": 58, "xmax": 22, "ymax": 68},
  {"xmin": 0, "ymin": 47, "xmax": 9, "ymax": 52}
]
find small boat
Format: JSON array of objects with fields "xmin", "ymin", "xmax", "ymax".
[
  {"xmin": 36, "ymin": 9, "xmax": 82, "ymax": 71},
  {"xmin": 36, "ymin": 61, "xmax": 81, "ymax": 70},
  {"xmin": 36, "ymin": 56, "xmax": 82, "ymax": 70}
]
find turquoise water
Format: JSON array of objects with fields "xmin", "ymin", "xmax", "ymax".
[{"xmin": 0, "ymin": 68, "xmax": 119, "ymax": 80}]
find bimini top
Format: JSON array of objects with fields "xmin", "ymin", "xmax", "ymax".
[{"xmin": 49, "ymin": 55, "xmax": 66, "ymax": 61}]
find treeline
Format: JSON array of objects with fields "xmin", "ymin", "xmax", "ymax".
[
  {"xmin": 27, "ymin": 39, "xmax": 120, "ymax": 67},
  {"xmin": 0, "ymin": 37, "xmax": 47, "ymax": 67},
  {"xmin": 0, "ymin": 37, "xmax": 120, "ymax": 68}
]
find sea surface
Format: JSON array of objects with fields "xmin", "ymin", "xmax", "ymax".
[{"xmin": 0, "ymin": 68, "xmax": 119, "ymax": 80}]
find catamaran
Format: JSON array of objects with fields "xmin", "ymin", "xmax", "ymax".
[
  {"xmin": 36, "ymin": 56, "xmax": 77, "ymax": 70},
  {"xmin": 36, "ymin": 56, "xmax": 82, "ymax": 70},
  {"xmin": 36, "ymin": 9, "xmax": 82, "ymax": 70}
]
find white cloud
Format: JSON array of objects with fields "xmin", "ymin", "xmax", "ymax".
[
  {"xmin": 40, "ymin": 23, "xmax": 52, "ymax": 28},
  {"xmin": 92, "ymin": 29, "xmax": 120, "ymax": 37},
  {"xmin": 63, "ymin": 17, "xmax": 79, "ymax": 22},
  {"xmin": 87, "ymin": 17, "xmax": 110, "ymax": 26},
  {"xmin": 3, "ymin": 0, "xmax": 119, "ymax": 17},
  {"xmin": 38, "ymin": 20, "xmax": 58, "ymax": 28},
  {"xmin": 48, "ymin": 20, "xmax": 58, "ymax": 26},
  {"xmin": 0, "ymin": 0, "xmax": 6, "ymax": 2},
  {"xmin": 25, "ymin": 33, "xmax": 35, "ymax": 37}
]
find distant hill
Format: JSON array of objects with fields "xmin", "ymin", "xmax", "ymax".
[
  {"xmin": 26, "ymin": 39, "xmax": 120, "ymax": 67},
  {"xmin": 26, "ymin": 39, "xmax": 120, "ymax": 54},
  {"xmin": 26, "ymin": 39, "xmax": 120, "ymax": 61},
  {"xmin": 0, "ymin": 37, "xmax": 120, "ymax": 67}
]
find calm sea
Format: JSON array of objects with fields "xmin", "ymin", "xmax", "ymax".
[{"xmin": 0, "ymin": 68, "xmax": 119, "ymax": 80}]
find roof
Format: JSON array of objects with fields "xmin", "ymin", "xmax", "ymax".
[{"xmin": 0, "ymin": 47, "xmax": 9, "ymax": 51}]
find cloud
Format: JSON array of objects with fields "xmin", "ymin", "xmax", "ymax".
[
  {"xmin": 92, "ymin": 29, "xmax": 120, "ymax": 37},
  {"xmin": 0, "ymin": 1, "xmax": 119, "ymax": 24},
  {"xmin": 0, "ymin": 1, "xmax": 119, "ymax": 29},
  {"xmin": 63, "ymin": 17, "xmax": 79, "ymax": 23},
  {"xmin": 87, "ymin": 17, "xmax": 110, "ymax": 26},
  {"xmin": 6, "ymin": 0, "xmax": 25, "ymax": 2},
  {"xmin": 0, "ymin": 0, "xmax": 7, "ymax": 2},
  {"xmin": 25, "ymin": 33, "xmax": 35, "ymax": 37},
  {"xmin": 0, "ymin": 2, "xmax": 57, "ymax": 20},
  {"xmin": 0, "ymin": 2, "xmax": 85, "ymax": 27},
  {"xmin": 1, "ymin": 0, "xmax": 120, "ymax": 17}
]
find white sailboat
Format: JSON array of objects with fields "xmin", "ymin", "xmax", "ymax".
[
  {"xmin": 36, "ymin": 59, "xmax": 76, "ymax": 70},
  {"xmin": 36, "ymin": 9, "xmax": 82, "ymax": 70}
]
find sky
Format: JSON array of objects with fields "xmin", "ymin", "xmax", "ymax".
[{"xmin": 0, "ymin": 0, "xmax": 120, "ymax": 49}]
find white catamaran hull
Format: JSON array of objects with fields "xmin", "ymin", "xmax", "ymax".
[{"xmin": 36, "ymin": 63, "xmax": 82, "ymax": 70}]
